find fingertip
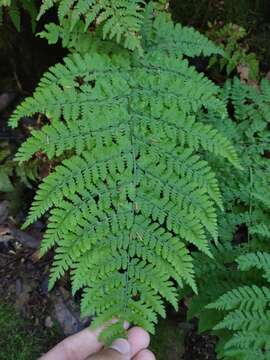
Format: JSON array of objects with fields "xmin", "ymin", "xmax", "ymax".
[
  {"xmin": 110, "ymin": 338, "xmax": 131, "ymax": 355},
  {"xmin": 40, "ymin": 327, "xmax": 103, "ymax": 360},
  {"xmin": 133, "ymin": 349, "xmax": 156, "ymax": 360},
  {"xmin": 128, "ymin": 326, "xmax": 150, "ymax": 347},
  {"xmin": 127, "ymin": 327, "xmax": 151, "ymax": 357}
]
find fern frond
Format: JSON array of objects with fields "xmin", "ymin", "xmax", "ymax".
[
  {"xmin": 237, "ymin": 252, "xmax": 270, "ymax": 283},
  {"xmin": 225, "ymin": 331, "xmax": 270, "ymax": 354},
  {"xmin": 21, "ymin": 0, "xmax": 37, "ymax": 32},
  {"xmin": 38, "ymin": 0, "xmax": 56, "ymax": 19},
  {"xmin": 203, "ymin": 252, "xmax": 270, "ymax": 358},
  {"xmin": 207, "ymin": 285, "xmax": 270, "ymax": 312},
  {"xmin": 0, "ymin": 0, "xmax": 37, "ymax": 31},
  {"xmin": 37, "ymin": 1, "xmax": 222, "ymax": 54},
  {"xmin": 250, "ymin": 224, "xmax": 270, "ymax": 239},
  {"xmin": 143, "ymin": 11, "xmax": 224, "ymax": 58},
  {"xmin": 38, "ymin": 0, "xmax": 145, "ymax": 51},
  {"xmin": 11, "ymin": 13, "xmax": 239, "ymax": 341},
  {"xmin": 184, "ymin": 76, "xmax": 270, "ymax": 359},
  {"xmin": 8, "ymin": 0, "xmax": 20, "ymax": 30},
  {"xmin": 213, "ymin": 308, "xmax": 269, "ymax": 332}
]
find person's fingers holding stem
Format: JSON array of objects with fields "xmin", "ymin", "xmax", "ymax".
[
  {"xmin": 132, "ymin": 349, "xmax": 156, "ymax": 360},
  {"xmin": 39, "ymin": 324, "xmax": 108, "ymax": 360},
  {"xmin": 127, "ymin": 327, "xmax": 155, "ymax": 360},
  {"xmin": 39, "ymin": 320, "xmax": 128, "ymax": 360},
  {"xmin": 87, "ymin": 346, "xmax": 155, "ymax": 360},
  {"xmin": 86, "ymin": 338, "xmax": 131, "ymax": 360},
  {"xmin": 40, "ymin": 322, "xmax": 155, "ymax": 360},
  {"xmin": 87, "ymin": 326, "xmax": 155, "ymax": 360}
]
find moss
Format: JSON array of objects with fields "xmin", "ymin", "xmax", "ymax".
[
  {"xmin": 150, "ymin": 318, "xmax": 185, "ymax": 360},
  {"xmin": 0, "ymin": 302, "xmax": 61, "ymax": 360}
]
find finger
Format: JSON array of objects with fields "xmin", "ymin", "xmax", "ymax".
[
  {"xmin": 39, "ymin": 321, "xmax": 129, "ymax": 360},
  {"xmin": 87, "ymin": 339, "xmax": 131, "ymax": 360},
  {"xmin": 132, "ymin": 349, "xmax": 156, "ymax": 360},
  {"xmin": 85, "ymin": 326, "xmax": 150, "ymax": 360},
  {"xmin": 39, "ymin": 327, "xmax": 104, "ymax": 360},
  {"xmin": 86, "ymin": 348, "xmax": 128, "ymax": 360},
  {"xmin": 127, "ymin": 327, "xmax": 150, "ymax": 357}
]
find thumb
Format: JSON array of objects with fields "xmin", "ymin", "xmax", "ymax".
[{"xmin": 87, "ymin": 339, "xmax": 131, "ymax": 360}]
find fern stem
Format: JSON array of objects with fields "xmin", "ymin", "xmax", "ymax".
[
  {"xmin": 248, "ymin": 166, "xmax": 253, "ymax": 244},
  {"xmin": 123, "ymin": 100, "xmax": 139, "ymax": 316}
]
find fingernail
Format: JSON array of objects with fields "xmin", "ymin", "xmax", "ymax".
[
  {"xmin": 123, "ymin": 321, "xmax": 130, "ymax": 329},
  {"xmin": 110, "ymin": 339, "xmax": 130, "ymax": 355}
]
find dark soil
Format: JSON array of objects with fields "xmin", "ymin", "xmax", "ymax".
[
  {"xmin": 183, "ymin": 327, "xmax": 218, "ymax": 360},
  {"xmin": 170, "ymin": 0, "xmax": 270, "ymax": 72}
]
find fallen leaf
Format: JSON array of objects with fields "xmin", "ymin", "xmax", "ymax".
[
  {"xmin": 30, "ymin": 249, "xmax": 41, "ymax": 263},
  {"xmin": 51, "ymin": 289, "xmax": 91, "ymax": 335}
]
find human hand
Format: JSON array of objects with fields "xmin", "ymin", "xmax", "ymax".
[{"xmin": 39, "ymin": 324, "xmax": 155, "ymax": 360}]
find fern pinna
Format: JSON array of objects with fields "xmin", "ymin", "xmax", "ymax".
[{"xmin": 10, "ymin": 4, "xmax": 239, "ymax": 342}]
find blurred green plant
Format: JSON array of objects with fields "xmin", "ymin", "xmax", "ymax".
[
  {"xmin": 0, "ymin": 141, "xmax": 38, "ymax": 193},
  {"xmin": 207, "ymin": 22, "xmax": 259, "ymax": 81},
  {"xmin": 0, "ymin": 0, "xmax": 37, "ymax": 32},
  {"xmin": 182, "ymin": 77, "xmax": 270, "ymax": 359}
]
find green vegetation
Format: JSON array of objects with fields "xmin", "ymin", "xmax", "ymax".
[
  {"xmin": 10, "ymin": 0, "xmax": 240, "ymax": 344},
  {"xmin": 1, "ymin": 0, "xmax": 270, "ymax": 358},
  {"xmin": 150, "ymin": 319, "xmax": 185, "ymax": 359},
  {"xmin": 0, "ymin": 0, "xmax": 37, "ymax": 31},
  {"xmin": 207, "ymin": 23, "xmax": 259, "ymax": 80},
  {"xmin": 184, "ymin": 78, "xmax": 270, "ymax": 358},
  {"xmin": 0, "ymin": 302, "xmax": 59, "ymax": 360}
]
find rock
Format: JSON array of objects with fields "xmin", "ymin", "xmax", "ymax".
[
  {"xmin": 0, "ymin": 225, "xmax": 40, "ymax": 250},
  {"xmin": 40, "ymin": 277, "xmax": 49, "ymax": 296},
  {"xmin": 45, "ymin": 316, "xmax": 54, "ymax": 328},
  {"xmin": 0, "ymin": 92, "xmax": 16, "ymax": 113},
  {"xmin": 51, "ymin": 290, "xmax": 91, "ymax": 335},
  {"xmin": 0, "ymin": 201, "xmax": 9, "ymax": 224},
  {"xmin": 10, "ymin": 228, "xmax": 40, "ymax": 249},
  {"xmin": 30, "ymin": 249, "xmax": 41, "ymax": 263}
]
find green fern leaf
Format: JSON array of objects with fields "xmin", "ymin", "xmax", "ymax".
[
  {"xmin": 207, "ymin": 285, "xmax": 270, "ymax": 312},
  {"xmin": 10, "ymin": 14, "xmax": 239, "ymax": 341}
]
